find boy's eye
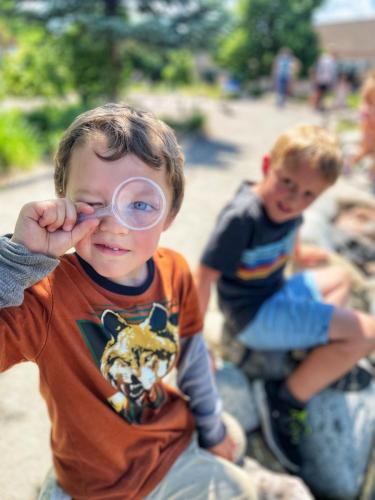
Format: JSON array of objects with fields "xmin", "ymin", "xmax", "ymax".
[
  {"xmin": 85, "ymin": 202, "xmax": 105, "ymax": 208},
  {"xmin": 303, "ymin": 191, "xmax": 314, "ymax": 200},
  {"xmin": 128, "ymin": 201, "xmax": 155, "ymax": 212},
  {"xmin": 280, "ymin": 177, "xmax": 292, "ymax": 186}
]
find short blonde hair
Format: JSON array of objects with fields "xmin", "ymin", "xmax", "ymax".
[
  {"xmin": 54, "ymin": 103, "xmax": 185, "ymax": 215},
  {"xmin": 269, "ymin": 124, "xmax": 342, "ymax": 184}
]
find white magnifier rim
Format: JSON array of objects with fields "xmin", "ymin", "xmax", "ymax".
[{"xmin": 111, "ymin": 176, "xmax": 167, "ymax": 231}]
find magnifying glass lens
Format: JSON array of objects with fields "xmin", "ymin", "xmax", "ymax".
[{"xmin": 114, "ymin": 178, "xmax": 165, "ymax": 229}]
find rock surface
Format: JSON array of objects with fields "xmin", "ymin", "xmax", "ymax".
[{"xmin": 215, "ymin": 362, "xmax": 375, "ymax": 500}]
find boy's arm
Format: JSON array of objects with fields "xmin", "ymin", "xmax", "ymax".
[
  {"xmin": 177, "ymin": 333, "xmax": 234, "ymax": 461},
  {"xmin": 0, "ymin": 236, "xmax": 58, "ymax": 308},
  {"xmin": 194, "ymin": 264, "xmax": 220, "ymax": 317},
  {"xmin": 293, "ymin": 233, "xmax": 329, "ymax": 268},
  {"xmin": 0, "ymin": 236, "xmax": 60, "ymax": 371},
  {"xmin": 0, "ymin": 198, "xmax": 99, "ymax": 307}
]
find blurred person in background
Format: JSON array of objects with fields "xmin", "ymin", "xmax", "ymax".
[
  {"xmin": 273, "ymin": 47, "xmax": 297, "ymax": 107},
  {"xmin": 349, "ymin": 70, "xmax": 375, "ymax": 190},
  {"xmin": 310, "ymin": 50, "xmax": 337, "ymax": 111}
]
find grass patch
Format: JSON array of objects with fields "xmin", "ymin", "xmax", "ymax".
[
  {"xmin": 0, "ymin": 111, "xmax": 43, "ymax": 172},
  {"xmin": 347, "ymin": 93, "xmax": 360, "ymax": 110},
  {"xmin": 336, "ymin": 118, "xmax": 358, "ymax": 134}
]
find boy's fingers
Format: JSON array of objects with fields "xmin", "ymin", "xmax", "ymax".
[
  {"xmin": 75, "ymin": 202, "xmax": 95, "ymax": 215},
  {"xmin": 70, "ymin": 219, "xmax": 99, "ymax": 245},
  {"xmin": 62, "ymin": 199, "xmax": 79, "ymax": 231},
  {"xmin": 37, "ymin": 200, "xmax": 66, "ymax": 231},
  {"xmin": 46, "ymin": 201, "xmax": 67, "ymax": 232}
]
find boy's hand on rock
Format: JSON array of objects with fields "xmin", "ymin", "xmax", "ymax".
[
  {"xmin": 11, "ymin": 199, "xmax": 99, "ymax": 258},
  {"xmin": 295, "ymin": 244, "xmax": 329, "ymax": 268},
  {"xmin": 207, "ymin": 433, "xmax": 236, "ymax": 462}
]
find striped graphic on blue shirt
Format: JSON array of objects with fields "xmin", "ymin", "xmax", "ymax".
[{"xmin": 237, "ymin": 229, "xmax": 297, "ymax": 280}]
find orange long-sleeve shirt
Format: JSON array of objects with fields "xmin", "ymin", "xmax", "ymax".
[{"xmin": 1, "ymin": 247, "xmax": 203, "ymax": 499}]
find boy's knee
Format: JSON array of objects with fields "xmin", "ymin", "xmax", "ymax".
[
  {"xmin": 332, "ymin": 336, "xmax": 375, "ymax": 358},
  {"xmin": 332, "ymin": 265, "xmax": 353, "ymax": 289}
]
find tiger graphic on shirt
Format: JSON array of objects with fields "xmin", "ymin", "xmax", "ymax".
[{"xmin": 99, "ymin": 303, "xmax": 179, "ymax": 423}]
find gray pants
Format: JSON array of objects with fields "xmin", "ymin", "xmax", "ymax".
[
  {"xmin": 39, "ymin": 416, "xmax": 255, "ymax": 500},
  {"xmin": 146, "ymin": 437, "xmax": 255, "ymax": 499}
]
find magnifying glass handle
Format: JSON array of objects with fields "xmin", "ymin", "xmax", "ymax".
[{"xmin": 77, "ymin": 206, "xmax": 112, "ymax": 222}]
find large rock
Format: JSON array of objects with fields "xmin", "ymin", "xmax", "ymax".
[
  {"xmin": 215, "ymin": 363, "xmax": 375, "ymax": 500},
  {"xmin": 216, "ymin": 362, "xmax": 259, "ymax": 433},
  {"xmin": 300, "ymin": 384, "xmax": 375, "ymax": 499},
  {"xmin": 243, "ymin": 457, "xmax": 314, "ymax": 499}
]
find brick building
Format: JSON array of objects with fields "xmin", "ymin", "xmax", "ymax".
[{"xmin": 315, "ymin": 17, "xmax": 375, "ymax": 69}]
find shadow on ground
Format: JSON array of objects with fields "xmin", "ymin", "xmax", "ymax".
[{"xmin": 182, "ymin": 134, "xmax": 241, "ymax": 169}]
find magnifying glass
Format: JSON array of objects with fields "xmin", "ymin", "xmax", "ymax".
[{"xmin": 77, "ymin": 176, "xmax": 167, "ymax": 231}]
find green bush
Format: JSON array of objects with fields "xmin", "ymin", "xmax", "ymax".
[
  {"xmin": 347, "ymin": 93, "xmax": 361, "ymax": 110},
  {"xmin": 163, "ymin": 109, "xmax": 206, "ymax": 134},
  {"xmin": 2, "ymin": 27, "xmax": 71, "ymax": 98},
  {"xmin": 162, "ymin": 50, "xmax": 195, "ymax": 86},
  {"xmin": 0, "ymin": 111, "xmax": 43, "ymax": 171},
  {"xmin": 25, "ymin": 103, "xmax": 88, "ymax": 155}
]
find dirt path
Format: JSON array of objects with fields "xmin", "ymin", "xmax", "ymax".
[{"xmin": 0, "ymin": 94, "xmax": 323, "ymax": 499}]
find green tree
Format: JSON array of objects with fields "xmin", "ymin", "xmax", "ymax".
[
  {"xmin": 1, "ymin": 0, "xmax": 229, "ymax": 103},
  {"xmin": 217, "ymin": 0, "xmax": 323, "ymax": 82},
  {"xmin": 2, "ymin": 26, "xmax": 71, "ymax": 97},
  {"xmin": 162, "ymin": 50, "xmax": 195, "ymax": 86}
]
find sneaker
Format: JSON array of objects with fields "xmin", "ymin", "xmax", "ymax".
[
  {"xmin": 253, "ymin": 380, "xmax": 310, "ymax": 473},
  {"xmin": 329, "ymin": 358, "xmax": 375, "ymax": 392}
]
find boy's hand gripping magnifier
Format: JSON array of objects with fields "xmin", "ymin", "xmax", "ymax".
[{"xmin": 78, "ymin": 176, "xmax": 167, "ymax": 231}]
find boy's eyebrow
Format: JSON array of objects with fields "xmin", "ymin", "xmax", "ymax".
[{"xmin": 74, "ymin": 188, "xmax": 104, "ymax": 197}]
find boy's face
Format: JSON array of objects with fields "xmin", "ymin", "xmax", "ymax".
[
  {"xmin": 365, "ymin": 88, "xmax": 375, "ymax": 108},
  {"xmin": 256, "ymin": 158, "xmax": 331, "ymax": 223},
  {"xmin": 65, "ymin": 136, "xmax": 174, "ymax": 286}
]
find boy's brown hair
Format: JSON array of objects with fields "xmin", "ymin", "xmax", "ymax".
[
  {"xmin": 54, "ymin": 103, "xmax": 185, "ymax": 215},
  {"xmin": 269, "ymin": 124, "xmax": 342, "ymax": 184}
]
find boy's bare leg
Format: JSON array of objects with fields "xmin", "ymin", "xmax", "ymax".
[
  {"xmin": 312, "ymin": 266, "xmax": 352, "ymax": 307},
  {"xmin": 287, "ymin": 307, "xmax": 375, "ymax": 402}
]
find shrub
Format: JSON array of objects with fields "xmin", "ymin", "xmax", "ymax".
[
  {"xmin": 163, "ymin": 109, "xmax": 206, "ymax": 134},
  {"xmin": 25, "ymin": 103, "xmax": 88, "ymax": 155},
  {"xmin": 0, "ymin": 111, "xmax": 42, "ymax": 171}
]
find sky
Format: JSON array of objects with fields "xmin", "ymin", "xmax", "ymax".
[{"xmin": 314, "ymin": 0, "xmax": 375, "ymax": 24}]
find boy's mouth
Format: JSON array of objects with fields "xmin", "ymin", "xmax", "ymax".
[
  {"xmin": 94, "ymin": 243, "xmax": 130, "ymax": 255},
  {"xmin": 277, "ymin": 202, "xmax": 292, "ymax": 214}
]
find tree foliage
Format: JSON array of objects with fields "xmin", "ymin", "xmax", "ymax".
[
  {"xmin": 217, "ymin": 0, "xmax": 323, "ymax": 82},
  {"xmin": 162, "ymin": 50, "xmax": 195, "ymax": 86},
  {"xmin": 0, "ymin": 0, "xmax": 228, "ymax": 103},
  {"xmin": 1, "ymin": 25, "xmax": 71, "ymax": 97}
]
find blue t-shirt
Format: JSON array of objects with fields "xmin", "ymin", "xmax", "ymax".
[{"xmin": 201, "ymin": 181, "xmax": 302, "ymax": 336}]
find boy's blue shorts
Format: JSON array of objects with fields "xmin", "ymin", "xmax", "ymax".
[{"xmin": 237, "ymin": 271, "xmax": 334, "ymax": 351}]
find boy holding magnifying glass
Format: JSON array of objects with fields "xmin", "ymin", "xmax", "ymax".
[{"xmin": 0, "ymin": 104, "xmax": 256, "ymax": 499}]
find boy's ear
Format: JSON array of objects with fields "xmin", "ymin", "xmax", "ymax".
[
  {"xmin": 262, "ymin": 154, "xmax": 270, "ymax": 176},
  {"xmin": 162, "ymin": 212, "xmax": 176, "ymax": 232}
]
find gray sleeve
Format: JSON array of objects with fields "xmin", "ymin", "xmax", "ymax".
[
  {"xmin": 0, "ymin": 236, "xmax": 59, "ymax": 308},
  {"xmin": 177, "ymin": 333, "xmax": 226, "ymax": 448}
]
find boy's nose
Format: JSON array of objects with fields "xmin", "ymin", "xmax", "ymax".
[
  {"xmin": 286, "ymin": 190, "xmax": 303, "ymax": 209},
  {"xmin": 98, "ymin": 215, "xmax": 130, "ymax": 234}
]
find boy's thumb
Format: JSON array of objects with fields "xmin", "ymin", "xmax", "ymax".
[{"xmin": 71, "ymin": 219, "xmax": 99, "ymax": 245}]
